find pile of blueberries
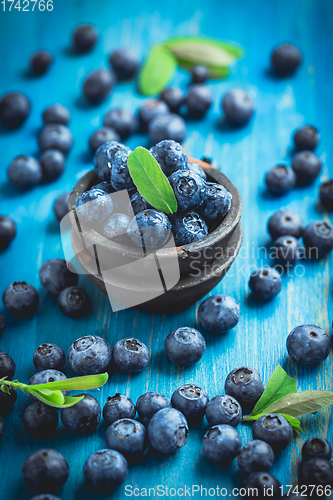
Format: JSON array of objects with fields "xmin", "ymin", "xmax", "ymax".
[
  {"xmin": 76, "ymin": 139, "xmax": 232, "ymax": 248},
  {"xmin": 2, "ymin": 340, "xmax": 333, "ymax": 498}
]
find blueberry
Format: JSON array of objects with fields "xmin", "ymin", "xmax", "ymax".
[
  {"xmin": 30, "ymin": 50, "xmax": 53, "ymax": 75},
  {"xmin": 83, "ymin": 449, "xmax": 128, "ymax": 492},
  {"xmin": 249, "ymin": 266, "xmax": 282, "ymax": 301},
  {"xmin": 136, "ymin": 392, "xmax": 171, "ymax": 427},
  {"xmin": 171, "ymin": 211, "xmax": 208, "ymax": 246},
  {"xmin": 252, "ymin": 414, "xmax": 293, "ymax": 454},
  {"xmin": 286, "ymin": 324, "xmax": 331, "ymax": 367},
  {"xmin": 139, "ymin": 99, "xmax": 169, "ymax": 129},
  {"xmin": 291, "ymin": 151, "xmax": 321, "ymax": 185},
  {"xmin": 164, "ymin": 327, "xmax": 206, "ymax": 366},
  {"xmin": 127, "ymin": 209, "xmax": 171, "ymax": 249},
  {"xmin": 23, "ymin": 402, "xmax": 59, "ymax": 439},
  {"xmin": 53, "ymin": 192, "xmax": 70, "ymax": 222},
  {"xmin": 150, "ymin": 139, "xmax": 188, "ymax": 177},
  {"xmin": 198, "ymin": 294, "xmax": 240, "ymax": 334},
  {"xmin": 0, "ymin": 415, "xmax": 5, "ymax": 442},
  {"xmin": 22, "ymin": 449, "xmax": 69, "ymax": 492},
  {"xmin": 39, "ymin": 124, "xmax": 73, "ymax": 155},
  {"xmin": 225, "ymin": 366, "xmax": 264, "ymax": 409},
  {"xmin": 272, "ymin": 235, "xmax": 301, "ymax": 265},
  {"xmin": 29, "ymin": 370, "xmax": 69, "ymax": 401},
  {"xmin": 267, "ymin": 210, "xmax": 303, "ymax": 240},
  {"xmin": 186, "ymin": 84, "xmax": 212, "ymax": 117},
  {"xmin": 94, "ymin": 181, "xmax": 115, "ymax": 194},
  {"xmin": 104, "ymin": 108, "xmax": 138, "ymax": 139},
  {"xmin": 39, "ymin": 258, "xmax": 78, "ymax": 296},
  {"xmin": 130, "ymin": 191, "xmax": 151, "ymax": 215},
  {"xmin": 0, "ymin": 215, "xmax": 16, "ymax": 249},
  {"xmin": 203, "ymin": 424, "xmax": 241, "ymax": 463},
  {"xmin": 171, "ymin": 384, "xmax": 209, "ymax": 422},
  {"xmin": 61, "ymin": 394, "xmax": 101, "ymax": 435},
  {"xmin": 0, "ymin": 351, "xmax": 15, "ymax": 380},
  {"xmin": 112, "ymin": 338, "xmax": 149, "ymax": 373},
  {"xmin": 72, "ymin": 24, "xmax": 98, "ymax": 53},
  {"xmin": 302, "ymin": 220, "xmax": 333, "ymax": 258},
  {"xmin": 40, "ymin": 150, "xmax": 65, "ymax": 179},
  {"xmin": 0, "ymin": 314, "xmax": 5, "ymax": 336},
  {"xmin": 83, "ymin": 69, "xmax": 115, "ymax": 104},
  {"xmin": 110, "ymin": 149, "xmax": 135, "ymax": 191},
  {"xmin": 58, "ymin": 286, "xmax": 90, "ymax": 319},
  {"xmin": 68, "ymin": 335, "xmax": 112, "ymax": 375},
  {"xmin": 109, "ymin": 48, "xmax": 139, "ymax": 80},
  {"xmin": 103, "ymin": 213, "xmax": 131, "ymax": 243},
  {"xmin": 94, "ymin": 141, "xmax": 130, "ymax": 181},
  {"xmin": 199, "ymin": 182, "xmax": 232, "ymax": 220},
  {"xmin": 169, "ymin": 170, "xmax": 206, "ymax": 212},
  {"xmin": 148, "ymin": 113, "xmax": 187, "ymax": 145},
  {"xmin": 30, "ymin": 496, "xmax": 61, "ymax": 500},
  {"xmin": 294, "ymin": 125, "xmax": 319, "ymax": 151},
  {"xmin": 243, "ymin": 472, "xmax": 281, "ymax": 499},
  {"xmin": 33, "ymin": 343, "xmax": 65, "ymax": 371},
  {"xmin": 191, "ymin": 65, "xmax": 209, "ymax": 84},
  {"xmin": 0, "ymin": 92, "xmax": 30, "ymax": 128},
  {"xmin": 42, "ymin": 104, "xmax": 71, "ymax": 126},
  {"xmin": 271, "ymin": 43, "xmax": 302, "ymax": 76},
  {"xmin": 265, "ymin": 164, "xmax": 296, "ymax": 195},
  {"xmin": 8, "ymin": 155, "xmax": 42, "ymax": 190},
  {"xmin": 105, "ymin": 418, "xmax": 147, "ymax": 459},
  {"xmin": 237, "ymin": 440, "xmax": 275, "ymax": 475},
  {"xmin": 302, "ymin": 437, "xmax": 332, "ymax": 462},
  {"xmin": 76, "ymin": 187, "xmax": 113, "ymax": 222},
  {"xmin": 222, "ymin": 88, "xmax": 254, "ymax": 126},
  {"xmin": 0, "ymin": 385, "xmax": 17, "ymax": 415},
  {"xmin": 188, "ymin": 162, "xmax": 207, "ymax": 181},
  {"xmin": 319, "ymin": 180, "xmax": 333, "ymax": 210},
  {"xmin": 103, "ymin": 394, "xmax": 136, "ymax": 426},
  {"xmin": 148, "ymin": 407, "xmax": 188, "ymax": 454},
  {"xmin": 159, "ymin": 87, "xmax": 185, "ymax": 113},
  {"xmin": 3, "ymin": 281, "xmax": 39, "ymax": 318},
  {"xmin": 205, "ymin": 395, "xmax": 242, "ymax": 427},
  {"xmin": 299, "ymin": 458, "xmax": 333, "ymax": 490},
  {"xmin": 89, "ymin": 127, "xmax": 120, "ymax": 153}
]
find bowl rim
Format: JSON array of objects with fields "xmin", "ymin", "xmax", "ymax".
[{"xmin": 68, "ymin": 157, "xmax": 243, "ymax": 258}]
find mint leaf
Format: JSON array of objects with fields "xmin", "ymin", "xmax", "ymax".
[
  {"xmin": 0, "ymin": 384, "xmax": 10, "ymax": 395},
  {"xmin": 252, "ymin": 365, "xmax": 297, "ymax": 416},
  {"xmin": 163, "ymin": 36, "xmax": 243, "ymax": 75},
  {"xmin": 259, "ymin": 390, "xmax": 333, "ymax": 418},
  {"xmin": 139, "ymin": 45, "xmax": 177, "ymax": 96},
  {"xmin": 243, "ymin": 413, "xmax": 302, "ymax": 433},
  {"xmin": 127, "ymin": 147, "xmax": 177, "ymax": 214},
  {"xmin": 28, "ymin": 372, "xmax": 109, "ymax": 392},
  {"xmin": 28, "ymin": 388, "xmax": 66, "ymax": 407}
]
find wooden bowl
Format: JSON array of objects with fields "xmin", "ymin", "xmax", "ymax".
[{"xmin": 68, "ymin": 158, "xmax": 243, "ymax": 314}]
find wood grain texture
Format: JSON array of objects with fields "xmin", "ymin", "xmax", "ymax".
[{"xmin": 0, "ymin": 0, "xmax": 333, "ymax": 498}]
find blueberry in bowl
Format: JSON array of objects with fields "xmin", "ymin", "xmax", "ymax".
[{"xmin": 69, "ymin": 151, "xmax": 242, "ymax": 314}]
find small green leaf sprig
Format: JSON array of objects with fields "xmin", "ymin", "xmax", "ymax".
[
  {"xmin": 127, "ymin": 146, "xmax": 177, "ymax": 214},
  {"xmin": 0, "ymin": 372, "xmax": 108, "ymax": 409},
  {"xmin": 139, "ymin": 36, "xmax": 244, "ymax": 95},
  {"xmin": 243, "ymin": 365, "xmax": 333, "ymax": 432}
]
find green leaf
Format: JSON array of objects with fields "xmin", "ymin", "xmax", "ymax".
[
  {"xmin": 28, "ymin": 372, "xmax": 109, "ymax": 392},
  {"xmin": 29, "ymin": 388, "xmax": 84, "ymax": 408},
  {"xmin": 0, "ymin": 384, "xmax": 10, "ymax": 395},
  {"xmin": 127, "ymin": 147, "xmax": 177, "ymax": 214},
  {"xmin": 163, "ymin": 36, "xmax": 243, "ymax": 70},
  {"xmin": 252, "ymin": 365, "xmax": 297, "ymax": 415},
  {"xmin": 243, "ymin": 412, "xmax": 302, "ymax": 433},
  {"xmin": 259, "ymin": 390, "xmax": 333, "ymax": 418},
  {"xmin": 139, "ymin": 45, "xmax": 177, "ymax": 96}
]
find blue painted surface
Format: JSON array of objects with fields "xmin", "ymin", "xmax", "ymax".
[{"xmin": 0, "ymin": 0, "xmax": 333, "ymax": 498}]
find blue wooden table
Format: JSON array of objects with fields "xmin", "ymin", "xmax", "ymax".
[{"xmin": 1, "ymin": 0, "xmax": 333, "ymax": 498}]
